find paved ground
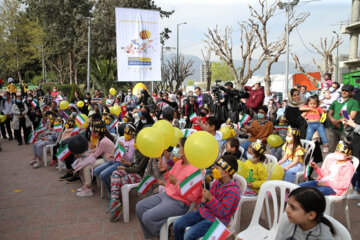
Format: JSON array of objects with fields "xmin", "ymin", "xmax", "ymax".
[{"xmin": 0, "ymin": 138, "xmax": 359, "ymax": 240}]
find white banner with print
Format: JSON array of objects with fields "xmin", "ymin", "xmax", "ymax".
[{"xmin": 115, "ymin": 8, "xmax": 161, "ymax": 82}]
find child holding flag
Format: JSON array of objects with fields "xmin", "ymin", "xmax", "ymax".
[
  {"xmin": 136, "ymin": 137, "xmax": 203, "ymax": 239},
  {"xmin": 299, "ymin": 141, "xmax": 354, "ymax": 196},
  {"xmin": 173, "ymin": 155, "xmax": 240, "ymax": 240}
]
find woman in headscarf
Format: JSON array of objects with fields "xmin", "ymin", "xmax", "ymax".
[
  {"xmin": 284, "ymin": 88, "xmax": 307, "ymax": 139},
  {"xmin": 12, "ymin": 95, "xmax": 32, "ymax": 145}
]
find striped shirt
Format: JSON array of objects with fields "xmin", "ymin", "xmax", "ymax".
[{"xmin": 199, "ymin": 179, "xmax": 241, "ymax": 226}]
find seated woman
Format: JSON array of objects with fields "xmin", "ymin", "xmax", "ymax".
[
  {"xmin": 278, "ymin": 127, "xmax": 305, "ymax": 183},
  {"xmin": 240, "ymin": 105, "xmax": 274, "ymax": 159},
  {"xmin": 299, "ymin": 141, "xmax": 355, "ymax": 196},
  {"xmin": 93, "ymin": 123, "xmax": 136, "ymax": 194},
  {"xmin": 136, "ymin": 137, "xmax": 203, "ymax": 239},
  {"xmin": 244, "ymin": 140, "xmax": 268, "ymax": 196}
]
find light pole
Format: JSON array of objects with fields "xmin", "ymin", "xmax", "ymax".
[
  {"xmin": 177, "ymin": 22, "xmax": 187, "ymax": 83},
  {"xmin": 278, "ymin": 0, "xmax": 299, "ymax": 99},
  {"xmin": 87, "ymin": 18, "xmax": 91, "ymax": 93},
  {"xmin": 35, "ymin": 44, "xmax": 45, "ymax": 83},
  {"xmin": 333, "ymin": 31, "xmax": 340, "ymax": 83}
]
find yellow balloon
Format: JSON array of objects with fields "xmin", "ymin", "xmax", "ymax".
[
  {"xmin": 112, "ymin": 105, "xmax": 121, "ymax": 116},
  {"xmin": 220, "ymin": 126, "xmax": 232, "ymax": 140},
  {"xmin": 109, "ymin": 88, "xmax": 116, "ymax": 96},
  {"xmin": 267, "ymin": 134, "xmax": 284, "ymax": 148},
  {"xmin": 59, "ymin": 100, "xmax": 69, "ymax": 110},
  {"xmin": 184, "ymin": 131, "xmax": 219, "ymax": 169},
  {"xmin": 77, "ymin": 101, "xmax": 84, "ymax": 108},
  {"xmin": 109, "ymin": 106, "xmax": 114, "ymax": 114},
  {"xmin": 0, "ymin": 115, "xmax": 6, "ymax": 123},
  {"xmin": 132, "ymin": 83, "xmax": 147, "ymax": 97},
  {"xmin": 266, "ymin": 164, "xmax": 285, "ymax": 180},
  {"xmin": 170, "ymin": 127, "xmax": 184, "ymax": 147},
  {"xmin": 136, "ymin": 127, "xmax": 165, "ymax": 158},
  {"xmin": 237, "ymin": 160, "xmax": 249, "ymax": 179},
  {"xmin": 153, "ymin": 120, "xmax": 175, "ymax": 149},
  {"xmin": 75, "ymin": 113, "xmax": 89, "ymax": 128}
]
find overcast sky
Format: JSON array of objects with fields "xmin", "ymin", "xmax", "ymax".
[{"xmin": 156, "ymin": 0, "xmax": 352, "ymax": 65}]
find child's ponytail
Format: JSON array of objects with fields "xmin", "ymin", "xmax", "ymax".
[{"xmin": 319, "ymin": 214, "xmax": 335, "ymax": 236}]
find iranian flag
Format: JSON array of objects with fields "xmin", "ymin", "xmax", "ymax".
[
  {"xmin": 108, "ymin": 118, "xmax": 118, "ymax": 130},
  {"xmin": 53, "ymin": 123, "xmax": 62, "ymax": 132},
  {"xmin": 35, "ymin": 123, "xmax": 46, "ymax": 135},
  {"xmin": 56, "ymin": 94, "xmax": 64, "ymax": 101},
  {"xmin": 56, "ymin": 145, "xmax": 71, "ymax": 162},
  {"xmin": 68, "ymin": 103, "xmax": 76, "ymax": 109},
  {"xmin": 75, "ymin": 114, "xmax": 86, "ymax": 126},
  {"xmin": 274, "ymin": 125, "xmax": 289, "ymax": 131},
  {"xmin": 31, "ymin": 100, "xmax": 38, "ymax": 108},
  {"xmin": 189, "ymin": 113, "xmax": 197, "ymax": 121},
  {"xmin": 60, "ymin": 110, "xmax": 69, "ymax": 119},
  {"xmin": 106, "ymin": 99, "xmax": 114, "ymax": 107},
  {"xmin": 114, "ymin": 144, "xmax": 126, "ymax": 161},
  {"xmin": 239, "ymin": 114, "xmax": 251, "ymax": 127},
  {"xmin": 202, "ymin": 218, "xmax": 230, "ymax": 240},
  {"xmin": 179, "ymin": 169, "xmax": 202, "ymax": 197},
  {"xmin": 304, "ymin": 158, "xmax": 314, "ymax": 179},
  {"xmin": 27, "ymin": 130, "xmax": 37, "ymax": 144},
  {"xmin": 71, "ymin": 126, "xmax": 80, "ymax": 136},
  {"xmin": 137, "ymin": 176, "xmax": 157, "ymax": 194},
  {"xmin": 339, "ymin": 103, "xmax": 348, "ymax": 117}
]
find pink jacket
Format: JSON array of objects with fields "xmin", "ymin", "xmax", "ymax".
[
  {"xmin": 315, "ymin": 154, "xmax": 355, "ymax": 196},
  {"xmin": 87, "ymin": 136, "xmax": 115, "ymax": 159},
  {"xmin": 164, "ymin": 160, "xmax": 203, "ymax": 206}
]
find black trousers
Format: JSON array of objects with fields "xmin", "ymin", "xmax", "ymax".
[
  {"xmin": 0, "ymin": 117, "xmax": 13, "ymax": 139},
  {"xmin": 14, "ymin": 118, "xmax": 31, "ymax": 144}
]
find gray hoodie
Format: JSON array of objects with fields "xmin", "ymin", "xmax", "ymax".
[{"xmin": 275, "ymin": 215, "xmax": 334, "ymax": 240}]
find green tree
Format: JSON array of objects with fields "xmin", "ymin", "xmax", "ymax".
[
  {"xmin": 0, "ymin": 0, "xmax": 44, "ymax": 81},
  {"xmin": 187, "ymin": 80, "xmax": 195, "ymax": 86},
  {"xmin": 211, "ymin": 61, "xmax": 236, "ymax": 82},
  {"xmin": 90, "ymin": 57, "xmax": 116, "ymax": 94}
]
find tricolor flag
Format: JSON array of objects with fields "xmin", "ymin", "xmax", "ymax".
[
  {"xmin": 304, "ymin": 158, "xmax": 314, "ymax": 179},
  {"xmin": 56, "ymin": 94, "xmax": 64, "ymax": 101},
  {"xmin": 56, "ymin": 145, "xmax": 71, "ymax": 162},
  {"xmin": 114, "ymin": 143, "xmax": 126, "ymax": 161},
  {"xmin": 31, "ymin": 100, "xmax": 38, "ymax": 108},
  {"xmin": 183, "ymin": 129, "xmax": 197, "ymax": 138},
  {"xmin": 274, "ymin": 125, "xmax": 289, "ymax": 131},
  {"xmin": 108, "ymin": 118, "xmax": 118, "ymax": 130},
  {"xmin": 239, "ymin": 114, "xmax": 251, "ymax": 127},
  {"xmin": 35, "ymin": 123, "xmax": 46, "ymax": 135},
  {"xmin": 53, "ymin": 123, "xmax": 62, "ymax": 132},
  {"xmin": 106, "ymin": 99, "xmax": 114, "ymax": 107},
  {"xmin": 60, "ymin": 110, "xmax": 70, "ymax": 119},
  {"xmin": 137, "ymin": 176, "xmax": 157, "ymax": 194},
  {"xmin": 339, "ymin": 103, "xmax": 348, "ymax": 117},
  {"xmin": 202, "ymin": 218, "xmax": 230, "ymax": 240},
  {"xmin": 68, "ymin": 103, "xmax": 76, "ymax": 109},
  {"xmin": 71, "ymin": 126, "xmax": 80, "ymax": 136},
  {"xmin": 27, "ymin": 130, "xmax": 37, "ymax": 144},
  {"xmin": 75, "ymin": 114, "xmax": 86, "ymax": 126},
  {"xmin": 179, "ymin": 169, "xmax": 202, "ymax": 197},
  {"xmin": 189, "ymin": 113, "xmax": 197, "ymax": 121}
]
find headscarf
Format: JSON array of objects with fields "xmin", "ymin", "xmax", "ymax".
[{"xmin": 287, "ymin": 89, "xmax": 305, "ymax": 108}]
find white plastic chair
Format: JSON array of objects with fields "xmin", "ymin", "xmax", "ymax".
[
  {"xmin": 43, "ymin": 129, "xmax": 63, "ymax": 167},
  {"xmin": 324, "ymin": 154, "xmax": 359, "ymax": 230},
  {"xmin": 236, "ymin": 180, "xmax": 299, "ymax": 240},
  {"xmin": 121, "ymin": 182, "xmax": 140, "ymax": 222},
  {"xmin": 295, "ymin": 140, "xmax": 315, "ymax": 184},
  {"xmin": 237, "ymin": 154, "xmax": 278, "ymax": 229},
  {"xmin": 178, "ymin": 119, "xmax": 186, "ymax": 130}
]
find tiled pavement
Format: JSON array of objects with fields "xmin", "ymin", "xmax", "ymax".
[{"xmin": 0, "ymin": 138, "xmax": 359, "ymax": 240}]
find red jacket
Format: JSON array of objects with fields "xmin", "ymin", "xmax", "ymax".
[{"xmin": 244, "ymin": 86, "xmax": 265, "ymax": 111}]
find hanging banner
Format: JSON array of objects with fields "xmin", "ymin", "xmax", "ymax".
[{"xmin": 115, "ymin": 8, "xmax": 161, "ymax": 82}]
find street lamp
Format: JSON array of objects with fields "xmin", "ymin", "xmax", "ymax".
[
  {"xmin": 177, "ymin": 22, "xmax": 187, "ymax": 82},
  {"xmin": 333, "ymin": 31, "xmax": 340, "ymax": 83},
  {"xmin": 87, "ymin": 17, "xmax": 91, "ymax": 93},
  {"xmin": 278, "ymin": 0, "xmax": 299, "ymax": 99}
]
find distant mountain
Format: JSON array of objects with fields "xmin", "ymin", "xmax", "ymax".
[{"xmin": 164, "ymin": 53, "xmax": 318, "ymax": 83}]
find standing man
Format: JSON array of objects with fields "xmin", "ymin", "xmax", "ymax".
[
  {"xmin": 91, "ymin": 89, "xmax": 103, "ymax": 104},
  {"xmin": 1, "ymin": 92, "xmax": 14, "ymax": 140},
  {"xmin": 51, "ymin": 86, "xmax": 59, "ymax": 100},
  {"xmin": 300, "ymin": 85, "xmax": 310, "ymax": 103},
  {"xmin": 224, "ymin": 82, "xmax": 241, "ymax": 122},
  {"xmin": 124, "ymin": 89, "xmax": 137, "ymax": 111},
  {"xmin": 244, "ymin": 80, "xmax": 265, "ymax": 113},
  {"xmin": 327, "ymin": 84, "xmax": 359, "ymax": 152},
  {"xmin": 6, "ymin": 79, "xmax": 17, "ymax": 99},
  {"xmin": 194, "ymin": 87, "xmax": 212, "ymax": 109}
]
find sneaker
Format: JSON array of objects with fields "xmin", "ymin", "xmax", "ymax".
[
  {"xmin": 33, "ymin": 160, "xmax": 41, "ymax": 168},
  {"xmin": 347, "ymin": 192, "xmax": 360, "ymax": 200},
  {"xmin": 106, "ymin": 200, "xmax": 120, "ymax": 213},
  {"xmin": 59, "ymin": 172, "xmax": 73, "ymax": 181},
  {"xmin": 323, "ymin": 145, "xmax": 328, "ymax": 153},
  {"xmin": 110, "ymin": 204, "xmax": 123, "ymax": 222},
  {"xmin": 76, "ymin": 188, "xmax": 93, "ymax": 197},
  {"xmin": 77, "ymin": 186, "xmax": 85, "ymax": 192},
  {"xmin": 66, "ymin": 175, "xmax": 81, "ymax": 184},
  {"xmin": 49, "ymin": 160, "xmax": 57, "ymax": 166},
  {"xmin": 29, "ymin": 159, "xmax": 37, "ymax": 165},
  {"xmin": 357, "ymin": 202, "xmax": 360, "ymax": 207}
]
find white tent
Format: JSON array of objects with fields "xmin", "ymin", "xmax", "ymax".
[{"xmin": 245, "ymin": 74, "xmax": 293, "ymax": 94}]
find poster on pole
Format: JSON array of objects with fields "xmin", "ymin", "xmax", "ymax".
[{"xmin": 115, "ymin": 8, "xmax": 161, "ymax": 82}]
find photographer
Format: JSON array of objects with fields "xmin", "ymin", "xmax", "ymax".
[
  {"xmin": 194, "ymin": 87, "xmax": 212, "ymax": 110},
  {"xmin": 211, "ymin": 84, "xmax": 227, "ymax": 124},
  {"xmin": 244, "ymin": 80, "xmax": 265, "ymax": 112},
  {"xmin": 223, "ymin": 82, "xmax": 248, "ymax": 123}
]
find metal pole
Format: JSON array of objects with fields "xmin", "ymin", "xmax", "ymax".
[
  {"xmin": 336, "ymin": 36, "xmax": 339, "ymax": 83},
  {"xmin": 87, "ymin": 18, "xmax": 91, "ymax": 93},
  {"xmin": 176, "ymin": 24, "xmax": 179, "ymax": 83},
  {"xmin": 41, "ymin": 44, "xmax": 45, "ymax": 83},
  {"xmin": 285, "ymin": 7, "xmax": 290, "ymax": 98}
]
